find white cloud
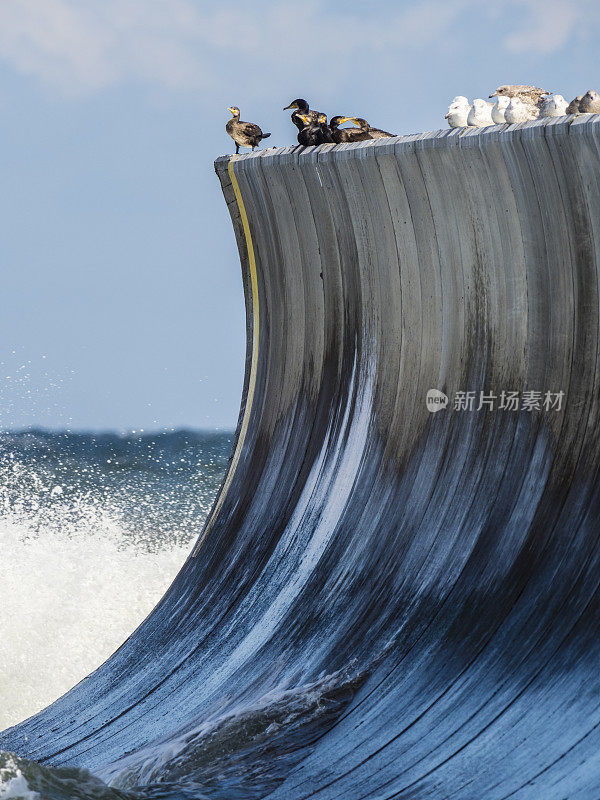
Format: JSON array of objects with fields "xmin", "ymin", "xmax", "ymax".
[
  {"xmin": 0, "ymin": 0, "xmax": 594, "ymax": 96},
  {"xmin": 0, "ymin": 0, "xmax": 114, "ymax": 90},
  {"xmin": 501, "ymin": 0, "xmax": 584, "ymax": 54},
  {"xmin": 0, "ymin": 0, "xmax": 206, "ymax": 93}
]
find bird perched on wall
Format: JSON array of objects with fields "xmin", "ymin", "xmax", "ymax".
[
  {"xmin": 489, "ymin": 85, "xmax": 549, "ymax": 118},
  {"xmin": 566, "ymin": 95, "xmax": 583, "ymax": 114},
  {"xmin": 504, "ymin": 97, "xmax": 537, "ymax": 124},
  {"xmin": 329, "ymin": 116, "xmax": 371, "ymax": 143},
  {"xmin": 467, "ymin": 99, "xmax": 494, "ymax": 127},
  {"xmin": 491, "ymin": 96, "xmax": 510, "ymax": 124},
  {"xmin": 296, "ymin": 114, "xmax": 326, "ymax": 146},
  {"xmin": 579, "ymin": 90, "xmax": 600, "ymax": 114},
  {"xmin": 445, "ymin": 96, "xmax": 471, "ymax": 128},
  {"xmin": 226, "ymin": 107, "xmax": 271, "ymax": 154},
  {"xmin": 317, "ymin": 113, "xmax": 335, "ymax": 143},
  {"xmin": 351, "ymin": 118, "xmax": 395, "ymax": 138},
  {"xmin": 539, "ymin": 94, "xmax": 568, "ymax": 117},
  {"xmin": 284, "ymin": 99, "xmax": 326, "ymax": 132}
]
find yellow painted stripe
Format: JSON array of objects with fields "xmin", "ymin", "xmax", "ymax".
[{"xmin": 192, "ymin": 157, "xmax": 260, "ymax": 556}]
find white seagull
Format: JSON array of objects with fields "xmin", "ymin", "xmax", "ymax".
[
  {"xmin": 467, "ymin": 98, "xmax": 494, "ymax": 127},
  {"xmin": 580, "ymin": 90, "xmax": 600, "ymax": 114},
  {"xmin": 445, "ymin": 96, "xmax": 471, "ymax": 128},
  {"xmin": 539, "ymin": 94, "xmax": 568, "ymax": 117},
  {"xmin": 489, "ymin": 85, "xmax": 547, "ymax": 118},
  {"xmin": 504, "ymin": 97, "xmax": 538, "ymax": 124},
  {"xmin": 492, "ymin": 96, "xmax": 510, "ymax": 124}
]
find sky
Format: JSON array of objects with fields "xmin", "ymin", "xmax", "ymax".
[{"xmin": 1, "ymin": 0, "xmax": 598, "ymax": 432}]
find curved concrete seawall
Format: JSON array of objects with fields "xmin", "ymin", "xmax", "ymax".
[{"xmin": 2, "ymin": 117, "xmax": 600, "ymax": 799}]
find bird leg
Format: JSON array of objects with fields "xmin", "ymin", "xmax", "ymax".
[{"xmin": 235, "ymin": 143, "xmax": 239, "ymax": 154}]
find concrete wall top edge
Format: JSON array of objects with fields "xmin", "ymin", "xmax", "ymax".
[{"xmin": 214, "ymin": 115, "xmax": 600, "ymax": 175}]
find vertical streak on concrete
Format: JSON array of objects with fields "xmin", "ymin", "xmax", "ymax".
[{"xmin": 192, "ymin": 158, "xmax": 260, "ymax": 555}]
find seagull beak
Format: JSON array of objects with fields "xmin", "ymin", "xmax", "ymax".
[
  {"xmin": 444, "ymin": 112, "xmax": 450, "ymax": 119},
  {"xmin": 488, "ymin": 92, "xmax": 496, "ymax": 98}
]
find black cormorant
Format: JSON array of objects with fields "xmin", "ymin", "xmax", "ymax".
[
  {"xmin": 351, "ymin": 117, "xmax": 395, "ymax": 138},
  {"xmin": 329, "ymin": 116, "xmax": 371, "ymax": 144},
  {"xmin": 317, "ymin": 113, "xmax": 334, "ymax": 143},
  {"xmin": 284, "ymin": 99, "xmax": 325, "ymax": 132},
  {"xmin": 296, "ymin": 114, "xmax": 325, "ymax": 146},
  {"xmin": 226, "ymin": 107, "xmax": 271, "ymax": 154}
]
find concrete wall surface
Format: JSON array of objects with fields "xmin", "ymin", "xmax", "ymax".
[{"xmin": 3, "ymin": 116, "xmax": 600, "ymax": 800}]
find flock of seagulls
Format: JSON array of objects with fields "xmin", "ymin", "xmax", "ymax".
[
  {"xmin": 446, "ymin": 85, "xmax": 600, "ymax": 128},
  {"xmin": 224, "ymin": 86, "xmax": 600, "ymax": 154},
  {"xmin": 226, "ymin": 98, "xmax": 395, "ymax": 153}
]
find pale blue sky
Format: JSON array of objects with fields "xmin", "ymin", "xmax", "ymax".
[{"xmin": 1, "ymin": 0, "xmax": 597, "ymax": 431}]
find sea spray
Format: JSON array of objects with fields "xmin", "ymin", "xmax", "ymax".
[
  {"xmin": 0, "ymin": 430, "xmax": 231, "ymax": 730},
  {"xmin": 0, "ymin": 516, "xmax": 190, "ymax": 730}
]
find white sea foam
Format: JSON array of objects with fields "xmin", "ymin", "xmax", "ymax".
[
  {"xmin": 0, "ymin": 755, "xmax": 39, "ymax": 799},
  {"xmin": 102, "ymin": 665, "xmax": 363, "ymax": 792},
  {"xmin": 0, "ymin": 506, "xmax": 190, "ymax": 731}
]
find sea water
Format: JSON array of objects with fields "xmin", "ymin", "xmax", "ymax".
[
  {"xmin": 0, "ymin": 429, "xmax": 232, "ymax": 732},
  {"xmin": 0, "ymin": 430, "xmax": 366, "ymax": 799}
]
